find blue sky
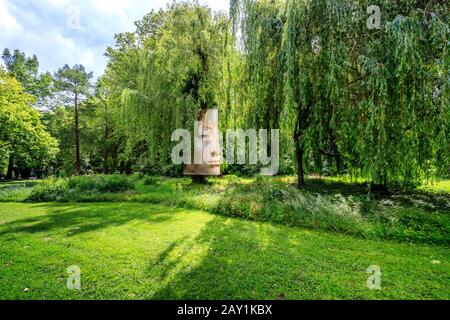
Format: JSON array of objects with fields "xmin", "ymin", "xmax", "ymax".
[{"xmin": 0, "ymin": 0, "xmax": 229, "ymax": 78}]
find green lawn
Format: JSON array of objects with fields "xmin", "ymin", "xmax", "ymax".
[
  {"xmin": 2, "ymin": 176, "xmax": 449, "ymax": 245},
  {"xmin": 421, "ymin": 179, "xmax": 450, "ymax": 193},
  {"xmin": 0, "ymin": 202, "xmax": 448, "ymax": 300}
]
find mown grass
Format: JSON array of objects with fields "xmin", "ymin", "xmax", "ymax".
[
  {"xmin": 0, "ymin": 202, "xmax": 448, "ymax": 300},
  {"xmin": 1, "ymin": 176, "xmax": 449, "ymax": 245}
]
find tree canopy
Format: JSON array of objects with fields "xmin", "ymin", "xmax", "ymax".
[
  {"xmin": 116, "ymin": 3, "xmax": 229, "ymax": 173},
  {"xmin": 1, "ymin": 0, "xmax": 448, "ymax": 189},
  {"xmin": 0, "ymin": 68, "xmax": 58, "ymax": 178},
  {"xmin": 231, "ymin": 0, "xmax": 449, "ymax": 187},
  {"xmin": 2, "ymin": 48, "xmax": 53, "ymax": 108}
]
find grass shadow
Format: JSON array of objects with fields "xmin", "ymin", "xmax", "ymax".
[
  {"xmin": 148, "ymin": 216, "xmax": 449, "ymax": 300},
  {"xmin": 0, "ymin": 203, "xmax": 177, "ymax": 237}
]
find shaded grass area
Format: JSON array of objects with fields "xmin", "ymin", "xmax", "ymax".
[
  {"xmin": 0, "ymin": 180, "xmax": 41, "ymax": 202},
  {"xmin": 0, "ymin": 202, "xmax": 448, "ymax": 300},
  {"xmin": 1, "ymin": 176, "xmax": 449, "ymax": 245}
]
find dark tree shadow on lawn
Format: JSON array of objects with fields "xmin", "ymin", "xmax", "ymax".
[
  {"xmin": 256, "ymin": 177, "xmax": 450, "ymax": 213},
  {"xmin": 303, "ymin": 179, "xmax": 450, "ymax": 210},
  {"xmin": 148, "ymin": 215, "xmax": 450, "ymax": 300},
  {"xmin": 0, "ymin": 203, "xmax": 177, "ymax": 237},
  {"xmin": 147, "ymin": 217, "xmax": 391, "ymax": 300}
]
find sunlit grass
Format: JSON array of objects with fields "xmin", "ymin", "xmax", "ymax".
[
  {"xmin": 421, "ymin": 180, "xmax": 450, "ymax": 193},
  {"xmin": 0, "ymin": 202, "xmax": 448, "ymax": 300},
  {"xmin": 1, "ymin": 176, "xmax": 449, "ymax": 245}
]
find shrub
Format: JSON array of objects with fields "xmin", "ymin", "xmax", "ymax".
[
  {"xmin": 142, "ymin": 164, "xmax": 182, "ymax": 177},
  {"xmin": 26, "ymin": 175, "xmax": 134, "ymax": 202},
  {"xmin": 264, "ymin": 187, "xmax": 289, "ymax": 202},
  {"xmin": 224, "ymin": 164, "xmax": 261, "ymax": 177},
  {"xmin": 259, "ymin": 187, "xmax": 367, "ymax": 236},
  {"xmin": 67, "ymin": 175, "xmax": 134, "ymax": 193},
  {"xmin": 27, "ymin": 178, "xmax": 68, "ymax": 202},
  {"xmin": 143, "ymin": 176, "xmax": 159, "ymax": 186}
]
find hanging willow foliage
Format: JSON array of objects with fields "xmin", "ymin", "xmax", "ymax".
[
  {"xmin": 344, "ymin": 0, "xmax": 450, "ymax": 187},
  {"xmin": 232, "ymin": 0, "xmax": 449, "ymax": 188},
  {"xmin": 107, "ymin": 0, "xmax": 449, "ymax": 186},
  {"xmin": 120, "ymin": 2, "xmax": 228, "ymax": 170}
]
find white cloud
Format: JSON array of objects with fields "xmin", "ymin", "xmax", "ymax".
[
  {"xmin": 0, "ymin": 0, "xmax": 22, "ymax": 36},
  {"xmin": 0, "ymin": 0, "xmax": 230, "ymax": 79}
]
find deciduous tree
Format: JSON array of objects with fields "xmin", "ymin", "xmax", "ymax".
[{"xmin": 54, "ymin": 65, "xmax": 93, "ymax": 175}]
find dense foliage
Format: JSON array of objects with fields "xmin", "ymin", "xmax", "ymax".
[
  {"xmin": 0, "ymin": 68, "xmax": 58, "ymax": 179},
  {"xmin": 1, "ymin": 0, "xmax": 449, "ymax": 190},
  {"xmin": 117, "ymin": 4, "xmax": 229, "ymax": 173},
  {"xmin": 232, "ymin": 0, "xmax": 449, "ymax": 187}
]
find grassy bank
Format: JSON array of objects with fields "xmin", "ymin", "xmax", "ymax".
[
  {"xmin": 0, "ymin": 202, "xmax": 448, "ymax": 300},
  {"xmin": 0, "ymin": 176, "xmax": 449, "ymax": 245}
]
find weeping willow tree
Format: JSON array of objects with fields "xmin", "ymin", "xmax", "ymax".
[
  {"xmin": 232, "ymin": 0, "xmax": 352, "ymax": 185},
  {"xmin": 121, "ymin": 2, "xmax": 228, "ymax": 174},
  {"xmin": 233, "ymin": 0, "xmax": 449, "ymax": 188},
  {"xmin": 231, "ymin": 0, "xmax": 295, "ymax": 176},
  {"xmin": 343, "ymin": 0, "xmax": 450, "ymax": 188},
  {"xmin": 281, "ymin": 0, "xmax": 355, "ymax": 186}
]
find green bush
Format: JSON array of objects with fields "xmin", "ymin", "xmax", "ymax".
[
  {"xmin": 264, "ymin": 187, "xmax": 289, "ymax": 202},
  {"xmin": 27, "ymin": 178, "xmax": 68, "ymax": 202},
  {"xmin": 143, "ymin": 176, "xmax": 159, "ymax": 186},
  {"xmin": 67, "ymin": 175, "xmax": 134, "ymax": 193},
  {"xmin": 208, "ymin": 182, "xmax": 449, "ymax": 245},
  {"xmin": 261, "ymin": 190, "xmax": 367, "ymax": 236},
  {"xmin": 26, "ymin": 175, "xmax": 134, "ymax": 202}
]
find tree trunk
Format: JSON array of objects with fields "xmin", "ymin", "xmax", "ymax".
[
  {"xmin": 294, "ymin": 121, "xmax": 306, "ymax": 189},
  {"xmin": 74, "ymin": 93, "xmax": 81, "ymax": 175},
  {"xmin": 13, "ymin": 167, "xmax": 20, "ymax": 180},
  {"xmin": 192, "ymin": 176, "xmax": 207, "ymax": 184},
  {"xmin": 112, "ymin": 144, "xmax": 118, "ymax": 172},
  {"xmin": 20, "ymin": 168, "xmax": 31, "ymax": 179},
  {"xmin": 6, "ymin": 154, "xmax": 14, "ymax": 180},
  {"xmin": 295, "ymin": 143, "xmax": 305, "ymax": 188},
  {"xmin": 293, "ymin": 101, "xmax": 313, "ymax": 189},
  {"xmin": 103, "ymin": 102, "xmax": 109, "ymax": 175},
  {"xmin": 336, "ymin": 154, "xmax": 342, "ymax": 174}
]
